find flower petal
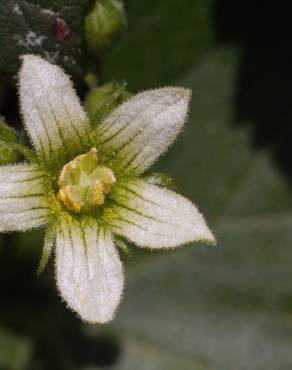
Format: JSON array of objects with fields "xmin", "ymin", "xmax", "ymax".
[
  {"xmin": 107, "ymin": 180, "xmax": 216, "ymax": 248},
  {"xmin": 97, "ymin": 87, "xmax": 191, "ymax": 175},
  {"xmin": 56, "ymin": 219, "xmax": 124, "ymax": 323},
  {"xmin": 19, "ymin": 55, "xmax": 90, "ymax": 164},
  {"xmin": 0, "ymin": 164, "xmax": 50, "ymax": 232}
]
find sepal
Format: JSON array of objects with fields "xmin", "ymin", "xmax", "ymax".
[
  {"xmin": 143, "ymin": 172, "xmax": 177, "ymax": 190},
  {"xmin": 0, "ymin": 116, "xmax": 21, "ymax": 165},
  {"xmin": 37, "ymin": 226, "xmax": 55, "ymax": 275},
  {"xmin": 85, "ymin": 81, "xmax": 131, "ymax": 124},
  {"xmin": 0, "ymin": 116, "xmax": 18, "ymax": 142},
  {"xmin": 115, "ymin": 236, "xmax": 133, "ymax": 257}
]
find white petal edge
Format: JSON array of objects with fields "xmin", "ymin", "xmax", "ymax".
[
  {"xmin": 0, "ymin": 164, "xmax": 50, "ymax": 232},
  {"xmin": 56, "ymin": 219, "xmax": 124, "ymax": 323},
  {"xmin": 107, "ymin": 180, "xmax": 216, "ymax": 249},
  {"xmin": 97, "ymin": 87, "xmax": 191, "ymax": 175},
  {"xmin": 19, "ymin": 55, "xmax": 90, "ymax": 163}
]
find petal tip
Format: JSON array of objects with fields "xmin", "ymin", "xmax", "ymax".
[
  {"xmin": 56, "ymin": 222, "xmax": 124, "ymax": 325},
  {"xmin": 81, "ymin": 311, "xmax": 116, "ymax": 325},
  {"xmin": 20, "ymin": 54, "xmax": 61, "ymax": 79},
  {"xmin": 183, "ymin": 87, "xmax": 192, "ymax": 101},
  {"xmin": 169, "ymin": 86, "xmax": 192, "ymax": 98},
  {"xmin": 166, "ymin": 86, "xmax": 192, "ymax": 117},
  {"xmin": 20, "ymin": 54, "xmax": 43, "ymax": 68},
  {"xmin": 203, "ymin": 230, "xmax": 217, "ymax": 247},
  {"xmin": 19, "ymin": 54, "xmax": 46, "ymax": 84},
  {"xmin": 193, "ymin": 215, "xmax": 216, "ymax": 247}
]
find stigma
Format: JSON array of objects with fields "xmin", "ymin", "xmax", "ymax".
[{"xmin": 57, "ymin": 148, "xmax": 116, "ymax": 213}]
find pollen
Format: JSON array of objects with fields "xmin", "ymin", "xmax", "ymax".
[{"xmin": 57, "ymin": 148, "xmax": 116, "ymax": 213}]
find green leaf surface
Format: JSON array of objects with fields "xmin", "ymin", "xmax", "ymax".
[
  {"xmin": 88, "ymin": 47, "xmax": 292, "ymax": 369},
  {"xmin": 0, "ymin": 116, "xmax": 21, "ymax": 164},
  {"xmin": 101, "ymin": 0, "xmax": 215, "ymax": 90},
  {"xmin": 0, "ymin": 0, "xmax": 92, "ymax": 82},
  {"xmin": 0, "ymin": 327, "xmax": 32, "ymax": 370}
]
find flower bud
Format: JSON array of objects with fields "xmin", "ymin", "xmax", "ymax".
[{"xmin": 85, "ymin": 0, "xmax": 126, "ymax": 54}]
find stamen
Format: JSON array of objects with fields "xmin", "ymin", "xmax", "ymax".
[{"xmin": 57, "ymin": 148, "xmax": 116, "ymax": 213}]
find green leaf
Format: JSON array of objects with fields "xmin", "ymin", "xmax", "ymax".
[
  {"xmin": 0, "ymin": 327, "xmax": 33, "ymax": 370},
  {"xmin": 97, "ymin": 336, "xmax": 208, "ymax": 370},
  {"xmin": 88, "ymin": 47, "xmax": 292, "ymax": 369},
  {"xmin": 0, "ymin": 116, "xmax": 18, "ymax": 142},
  {"xmin": 0, "ymin": 116, "xmax": 21, "ymax": 164},
  {"xmin": 102, "ymin": 0, "xmax": 215, "ymax": 89},
  {"xmin": 0, "ymin": 0, "xmax": 92, "ymax": 82}
]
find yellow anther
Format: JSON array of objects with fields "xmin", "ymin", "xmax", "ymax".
[
  {"xmin": 94, "ymin": 180, "xmax": 105, "ymax": 206},
  {"xmin": 57, "ymin": 148, "xmax": 116, "ymax": 213},
  {"xmin": 57, "ymin": 186, "xmax": 81, "ymax": 213}
]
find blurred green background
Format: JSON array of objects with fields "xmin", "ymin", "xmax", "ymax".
[{"xmin": 1, "ymin": 0, "xmax": 292, "ymax": 369}]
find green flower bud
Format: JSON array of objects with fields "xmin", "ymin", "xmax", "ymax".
[
  {"xmin": 0, "ymin": 116, "xmax": 21, "ymax": 165},
  {"xmin": 85, "ymin": 0, "xmax": 126, "ymax": 54},
  {"xmin": 85, "ymin": 81, "xmax": 131, "ymax": 124}
]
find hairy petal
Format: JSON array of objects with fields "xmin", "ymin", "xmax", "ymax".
[
  {"xmin": 97, "ymin": 87, "xmax": 191, "ymax": 175},
  {"xmin": 19, "ymin": 55, "xmax": 90, "ymax": 164},
  {"xmin": 0, "ymin": 164, "xmax": 50, "ymax": 232},
  {"xmin": 56, "ymin": 219, "xmax": 124, "ymax": 323},
  {"xmin": 107, "ymin": 180, "xmax": 216, "ymax": 249}
]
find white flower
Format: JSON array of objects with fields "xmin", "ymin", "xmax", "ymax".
[{"xmin": 0, "ymin": 55, "xmax": 215, "ymax": 323}]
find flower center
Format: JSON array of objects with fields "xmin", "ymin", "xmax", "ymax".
[{"xmin": 57, "ymin": 148, "xmax": 116, "ymax": 213}]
